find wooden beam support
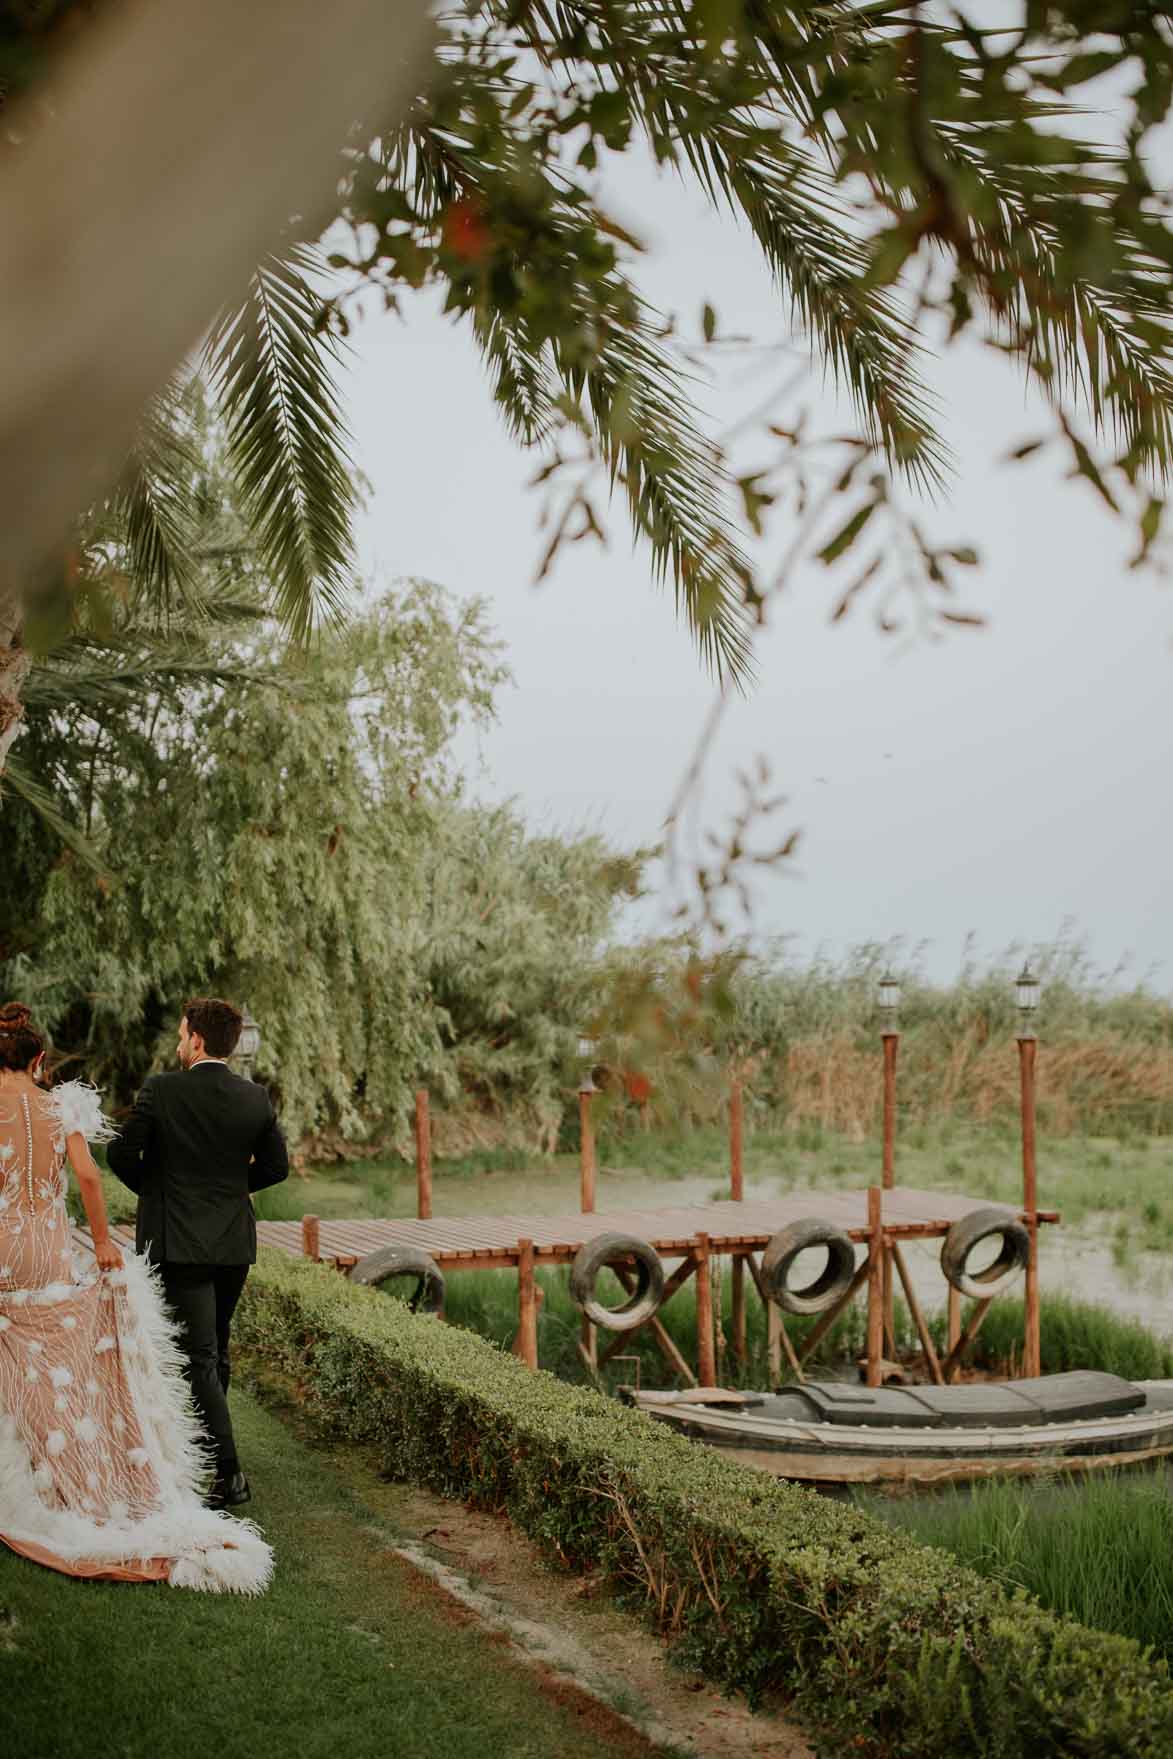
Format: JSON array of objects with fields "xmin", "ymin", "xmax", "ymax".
[
  {"xmin": 415, "ymin": 1088, "xmax": 432, "ymax": 1222},
  {"xmin": 866, "ymin": 1186, "xmax": 884, "ymax": 1389},
  {"xmin": 797, "ymin": 1257, "xmax": 870, "ymax": 1366},
  {"xmin": 940, "ymin": 1295, "xmax": 994, "ymax": 1382},
  {"xmin": 731, "ymin": 1255, "xmax": 747, "ymax": 1366},
  {"xmin": 515, "ymin": 1238, "xmax": 539, "ymax": 1370},
  {"xmin": 946, "ymin": 1285, "xmax": 962, "ymax": 1383},
  {"xmin": 695, "ymin": 1233, "xmax": 716, "ymax": 1386},
  {"xmin": 890, "ymin": 1240, "xmax": 943, "ymax": 1386},
  {"xmin": 729, "ymin": 1077, "xmax": 744, "ymax": 1201},
  {"xmin": 579, "ymin": 1089, "xmax": 596, "ymax": 1214},
  {"xmin": 767, "ymin": 1302, "xmax": 782, "ymax": 1386},
  {"xmin": 301, "ymin": 1214, "xmax": 320, "ymax": 1261}
]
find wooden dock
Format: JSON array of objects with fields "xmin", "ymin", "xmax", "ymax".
[
  {"xmin": 260, "ymin": 1185, "xmax": 1058, "ymax": 1271},
  {"xmin": 77, "ymin": 1184, "xmax": 1058, "ymax": 1388}
]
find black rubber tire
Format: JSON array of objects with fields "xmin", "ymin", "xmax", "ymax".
[
  {"xmin": 761, "ymin": 1217, "xmax": 857, "ymax": 1315},
  {"xmin": 569, "ymin": 1232, "xmax": 665, "ymax": 1332},
  {"xmin": 940, "ymin": 1207, "xmax": 1029, "ymax": 1299},
  {"xmin": 350, "ymin": 1244, "xmax": 445, "ymax": 1315}
]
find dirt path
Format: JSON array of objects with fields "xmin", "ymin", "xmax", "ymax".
[{"xmin": 260, "ymin": 1383, "xmax": 812, "ymax": 1759}]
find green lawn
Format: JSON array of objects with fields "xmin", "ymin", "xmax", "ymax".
[{"xmin": 0, "ymin": 1394, "xmax": 660, "ymax": 1759}]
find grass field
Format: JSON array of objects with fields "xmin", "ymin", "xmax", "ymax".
[
  {"xmin": 0, "ymin": 1394, "xmax": 663, "ymax": 1759},
  {"xmin": 860, "ymin": 1468, "xmax": 1173, "ymax": 1661},
  {"xmin": 231, "ymin": 1122, "xmax": 1173, "ymax": 1242}
]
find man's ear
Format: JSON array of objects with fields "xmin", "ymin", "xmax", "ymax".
[{"xmin": 189, "ymin": 1030, "xmax": 206, "ymax": 1060}]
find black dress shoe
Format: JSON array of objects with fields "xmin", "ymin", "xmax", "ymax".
[{"xmin": 205, "ymin": 1470, "xmax": 251, "ymax": 1510}]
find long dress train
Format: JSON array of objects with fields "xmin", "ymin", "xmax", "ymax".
[{"xmin": 0, "ymin": 1074, "xmax": 272, "ymax": 1592}]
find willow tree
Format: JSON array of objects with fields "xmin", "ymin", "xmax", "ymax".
[{"xmin": 2, "ymin": 580, "xmax": 639, "ymax": 1143}]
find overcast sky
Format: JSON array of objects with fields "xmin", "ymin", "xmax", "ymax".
[{"xmin": 335, "ymin": 144, "xmax": 1173, "ymax": 993}]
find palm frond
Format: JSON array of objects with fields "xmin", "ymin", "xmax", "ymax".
[
  {"xmin": 204, "ymin": 245, "xmax": 358, "ymax": 641},
  {"xmin": 488, "ymin": 0, "xmax": 947, "ymax": 489},
  {"xmin": 1, "ymin": 756, "xmax": 108, "ymax": 876},
  {"xmin": 109, "ymin": 381, "xmax": 205, "ymax": 617},
  {"xmin": 404, "ymin": 126, "xmax": 756, "ymax": 686}
]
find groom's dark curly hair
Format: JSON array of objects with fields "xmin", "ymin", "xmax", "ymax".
[{"xmin": 183, "ymin": 997, "xmax": 243, "ymax": 1059}]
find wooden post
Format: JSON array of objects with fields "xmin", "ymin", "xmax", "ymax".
[
  {"xmin": 1019, "ymin": 1034, "xmax": 1041, "ymax": 1378},
  {"xmin": 881, "ymin": 1032, "xmax": 898, "ymax": 1351},
  {"xmin": 301, "ymin": 1214, "xmax": 320, "ymax": 1261},
  {"xmin": 797, "ymin": 1258, "xmax": 869, "ymax": 1365},
  {"xmin": 946, "ymin": 1285, "xmax": 961, "ymax": 1382},
  {"xmin": 579, "ymin": 1087, "xmax": 596, "ymax": 1214},
  {"xmin": 731, "ymin": 1255, "xmax": 747, "ymax": 1366},
  {"xmin": 767, "ymin": 1302, "xmax": 782, "ymax": 1386},
  {"xmin": 729, "ymin": 1076, "xmax": 744, "ymax": 1200},
  {"xmin": 516, "ymin": 1238, "xmax": 538, "ymax": 1370},
  {"xmin": 866, "ymin": 1185, "xmax": 884, "ymax": 1388},
  {"xmin": 941, "ymin": 1296, "xmax": 995, "ymax": 1382},
  {"xmin": 694, "ymin": 1235, "xmax": 716, "ymax": 1385},
  {"xmin": 415, "ymin": 1088, "xmax": 432, "ymax": 1221},
  {"xmin": 890, "ymin": 1241, "xmax": 943, "ymax": 1386}
]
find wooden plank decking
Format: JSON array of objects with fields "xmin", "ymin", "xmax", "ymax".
[
  {"xmin": 74, "ymin": 1184, "xmax": 1059, "ymax": 1272},
  {"xmin": 76, "ymin": 1185, "xmax": 1059, "ymax": 1276}
]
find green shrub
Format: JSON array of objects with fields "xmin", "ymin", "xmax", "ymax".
[{"xmin": 238, "ymin": 1251, "xmax": 1173, "ymax": 1759}]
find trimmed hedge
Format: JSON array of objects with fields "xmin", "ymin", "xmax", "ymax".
[{"xmin": 237, "ymin": 1252, "xmax": 1173, "ymax": 1758}]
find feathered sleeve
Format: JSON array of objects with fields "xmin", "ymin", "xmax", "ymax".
[{"xmin": 47, "ymin": 1080, "xmax": 119, "ymax": 1145}]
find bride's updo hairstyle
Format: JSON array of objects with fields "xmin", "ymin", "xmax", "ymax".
[{"xmin": 0, "ymin": 1003, "xmax": 45, "ymax": 1072}]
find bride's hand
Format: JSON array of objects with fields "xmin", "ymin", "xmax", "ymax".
[{"xmin": 94, "ymin": 1237, "xmax": 123, "ymax": 1272}]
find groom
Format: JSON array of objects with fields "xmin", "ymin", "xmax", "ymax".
[{"xmin": 108, "ymin": 997, "xmax": 289, "ymax": 1510}]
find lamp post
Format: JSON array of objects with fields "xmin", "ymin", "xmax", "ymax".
[
  {"xmin": 577, "ymin": 1036, "xmax": 598, "ymax": 1216},
  {"xmin": 1016, "ymin": 962, "xmax": 1041, "ymax": 1377},
  {"xmin": 877, "ymin": 971, "xmax": 901, "ymax": 1188},
  {"xmin": 236, "ymin": 1005, "xmax": 261, "ymax": 1082},
  {"xmin": 876, "ymin": 971, "xmax": 901, "ymax": 1359}
]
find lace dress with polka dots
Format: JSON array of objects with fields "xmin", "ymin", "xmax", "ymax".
[{"xmin": 0, "ymin": 1074, "xmax": 272, "ymax": 1592}]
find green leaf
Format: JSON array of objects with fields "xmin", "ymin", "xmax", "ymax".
[{"xmin": 816, "ymin": 500, "xmax": 878, "ymax": 565}]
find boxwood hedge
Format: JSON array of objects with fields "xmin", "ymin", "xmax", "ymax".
[{"xmin": 237, "ymin": 1251, "xmax": 1173, "ymax": 1758}]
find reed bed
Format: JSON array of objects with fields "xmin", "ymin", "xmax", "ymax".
[
  {"xmin": 862, "ymin": 1470, "xmax": 1173, "ymax": 1661},
  {"xmin": 435, "ymin": 1275, "xmax": 1173, "ymax": 1391}
]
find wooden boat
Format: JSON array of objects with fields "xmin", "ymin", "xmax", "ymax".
[{"xmin": 623, "ymin": 1372, "xmax": 1173, "ymax": 1486}]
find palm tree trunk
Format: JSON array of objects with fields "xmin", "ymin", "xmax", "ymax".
[{"xmin": 0, "ymin": 599, "xmax": 31, "ymax": 780}]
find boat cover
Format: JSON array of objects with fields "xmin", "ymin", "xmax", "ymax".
[{"xmin": 757, "ymin": 1371, "xmax": 1145, "ymax": 1429}]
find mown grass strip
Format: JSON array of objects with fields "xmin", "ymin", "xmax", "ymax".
[
  {"xmin": 238, "ymin": 1251, "xmax": 1173, "ymax": 1759},
  {"xmin": 0, "ymin": 1391, "xmax": 661, "ymax": 1759}
]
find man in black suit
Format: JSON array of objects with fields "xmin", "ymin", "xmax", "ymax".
[{"xmin": 108, "ymin": 996, "xmax": 289, "ymax": 1510}]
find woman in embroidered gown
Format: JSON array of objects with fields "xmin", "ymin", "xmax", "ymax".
[{"xmin": 0, "ymin": 1004, "xmax": 271, "ymax": 1592}]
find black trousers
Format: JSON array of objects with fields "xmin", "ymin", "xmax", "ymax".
[{"xmin": 160, "ymin": 1262, "xmax": 250, "ymax": 1474}]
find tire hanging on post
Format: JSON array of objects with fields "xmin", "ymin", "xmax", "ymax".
[
  {"xmin": 761, "ymin": 1217, "xmax": 858, "ymax": 1315},
  {"xmin": 350, "ymin": 1244, "xmax": 446, "ymax": 1315},
  {"xmin": 569, "ymin": 1232, "xmax": 664, "ymax": 1332},
  {"xmin": 940, "ymin": 1207, "xmax": 1029, "ymax": 1301}
]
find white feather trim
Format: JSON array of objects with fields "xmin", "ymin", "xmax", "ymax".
[
  {"xmin": 45, "ymin": 1080, "xmax": 119, "ymax": 1146},
  {"xmin": 0, "ymin": 1251, "xmax": 273, "ymax": 1595}
]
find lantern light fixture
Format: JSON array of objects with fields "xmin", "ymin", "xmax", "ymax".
[
  {"xmin": 877, "ymin": 970, "xmax": 902, "ymax": 1018},
  {"xmin": 1015, "ymin": 962, "xmax": 1040, "ymax": 1026},
  {"xmin": 236, "ymin": 1005, "xmax": 261, "ymax": 1079}
]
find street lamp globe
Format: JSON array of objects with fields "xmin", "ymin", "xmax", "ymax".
[
  {"xmin": 237, "ymin": 1005, "xmax": 261, "ymax": 1075},
  {"xmin": 877, "ymin": 970, "xmax": 901, "ymax": 1019},
  {"xmin": 1015, "ymin": 963, "xmax": 1040, "ymax": 1026}
]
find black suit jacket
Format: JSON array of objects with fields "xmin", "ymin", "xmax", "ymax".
[{"xmin": 107, "ymin": 1062, "xmax": 289, "ymax": 1265}]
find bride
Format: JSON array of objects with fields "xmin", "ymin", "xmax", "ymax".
[{"xmin": 0, "ymin": 1003, "xmax": 272, "ymax": 1592}]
